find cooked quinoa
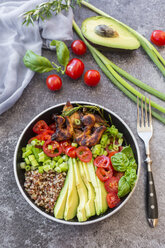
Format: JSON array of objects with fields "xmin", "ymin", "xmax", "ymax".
[{"xmin": 24, "ymin": 170, "xmax": 66, "ymax": 214}]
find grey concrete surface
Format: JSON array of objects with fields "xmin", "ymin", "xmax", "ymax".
[{"xmin": 0, "ymin": 0, "xmax": 165, "ymax": 247}]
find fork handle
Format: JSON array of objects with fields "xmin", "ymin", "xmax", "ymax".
[{"xmin": 147, "ymin": 170, "xmax": 158, "ymax": 227}]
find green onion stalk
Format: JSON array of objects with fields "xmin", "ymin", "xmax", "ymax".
[
  {"xmin": 72, "ymin": 20, "xmax": 165, "ymax": 125},
  {"xmin": 81, "ymin": 1, "xmax": 165, "ymax": 77}
]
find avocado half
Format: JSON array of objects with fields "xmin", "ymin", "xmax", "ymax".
[{"xmin": 81, "ymin": 16, "xmax": 140, "ymax": 50}]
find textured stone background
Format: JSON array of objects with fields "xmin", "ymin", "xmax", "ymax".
[{"xmin": 0, "ymin": 0, "xmax": 165, "ymax": 247}]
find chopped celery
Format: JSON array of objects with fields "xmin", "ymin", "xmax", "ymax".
[
  {"xmin": 22, "ymin": 147, "xmax": 26, "ymax": 153},
  {"xmin": 28, "ymin": 155, "xmax": 39, "ymax": 167},
  {"xmin": 31, "ymin": 147, "xmax": 41, "ymax": 161},
  {"xmin": 25, "ymin": 157, "xmax": 30, "ymax": 165},
  {"xmin": 22, "ymin": 150, "xmax": 32, "ymax": 158},
  {"xmin": 59, "ymin": 162, "xmax": 68, "ymax": 172},
  {"xmin": 54, "ymin": 167, "xmax": 62, "ymax": 173},
  {"xmin": 62, "ymin": 155, "xmax": 69, "ymax": 161},
  {"xmin": 38, "ymin": 166, "xmax": 44, "ymax": 174},
  {"xmin": 31, "ymin": 139, "xmax": 45, "ymax": 146},
  {"xmin": 53, "ymin": 156, "xmax": 61, "ymax": 162},
  {"xmin": 57, "ymin": 157, "xmax": 64, "ymax": 165},
  {"xmin": 38, "ymin": 151, "xmax": 49, "ymax": 162}
]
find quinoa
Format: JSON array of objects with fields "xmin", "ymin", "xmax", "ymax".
[{"xmin": 24, "ymin": 170, "xmax": 66, "ymax": 214}]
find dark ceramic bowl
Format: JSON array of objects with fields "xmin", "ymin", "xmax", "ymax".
[{"xmin": 14, "ymin": 101, "xmax": 141, "ymax": 225}]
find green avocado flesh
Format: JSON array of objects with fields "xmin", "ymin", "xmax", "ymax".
[{"xmin": 81, "ymin": 16, "xmax": 140, "ymax": 50}]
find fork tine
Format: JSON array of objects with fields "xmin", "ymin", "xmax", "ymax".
[
  {"xmin": 141, "ymin": 96, "xmax": 144, "ymax": 127},
  {"xmin": 149, "ymin": 97, "xmax": 152, "ymax": 127},
  {"xmin": 137, "ymin": 97, "xmax": 140, "ymax": 128},
  {"xmin": 145, "ymin": 97, "xmax": 148, "ymax": 127}
]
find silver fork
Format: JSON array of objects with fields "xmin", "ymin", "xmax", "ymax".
[{"xmin": 137, "ymin": 96, "xmax": 158, "ymax": 228}]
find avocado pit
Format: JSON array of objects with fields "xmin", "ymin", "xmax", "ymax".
[{"xmin": 94, "ymin": 24, "xmax": 119, "ymax": 38}]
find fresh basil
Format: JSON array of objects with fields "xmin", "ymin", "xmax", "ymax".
[
  {"xmin": 111, "ymin": 152, "xmax": 129, "ymax": 172},
  {"xmin": 118, "ymin": 167, "xmax": 137, "ymax": 197},
  {"xmin": 23, "ymin": 50, "xmax": 54, "ymax": 73},
  {"xmin": 50, "ymin": 40, "xmax": 70, "ymax": 70},
  {"xmin": 121, "ymin": 146, "xmax": 137, "ymax": 170}
]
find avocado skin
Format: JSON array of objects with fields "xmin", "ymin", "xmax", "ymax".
[
  {"xmin": 73, "ymin": 159, "xmax": 88, "ymax": 222},
  {"xmin": 81, "ymin": 16, "xmax": 140, "ymax": 50},
  {"xmin": 87, "ymin": 160, "xmax": 108, "ymax": 215},
  {"xmin": 64, "ymin": 158, "xmax": 79, "ymax": 221},
  {"xmin": 79, "ymin": 161, "xmax": 96, "ymax": 218},
  {"xmin": 54, "ymin": 168, "xmax": 69, "ymax": 219}
]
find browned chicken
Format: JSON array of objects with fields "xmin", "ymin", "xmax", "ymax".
[{"xmin": 51, "ymin": 115, "xmax": 73, "ymax": 142}]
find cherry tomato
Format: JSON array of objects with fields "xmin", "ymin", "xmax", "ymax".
[
  {"xmin": 65, "ymin": 58, "xmax": 84, "ymax": 80},
  {"xmin": 43, "ymin": 140, "xmax": 62, "ymax": 157},
  {"xmin": 76, "ymin": 146, "xmax": 92, "ymax": 163},
  {"xmin": 108, "ymin": 151, "xmax": 118, "ymax": 161},
  {"xmin": 104, "ymin": 176, "xmax": 119, "ymax": 193},
  {"xmin": 106, "ymin": 192, "xmax": 120, "ymax": 208},
  {"xmin": 113, "ymin": 171, "xmax": 124, "ymax": 179},
  {"xmin": 96, "ymin": 167, "xmax": 113, "ymax": 182},
  {"xmin": 59, "ymin": 140, "xmax": 71, "ymax": 153},
  {"xmin": 71, "ymin": 40, "xmax": 87, "ymax": 55},
  {"xmin": 49, "ymin": 123, "xmax": 56, "ymax": 131},
  {"xmin": 151, "ymin": 30, "xmax": 165, "ymax": 46},
  {"xmin": 28, "ymin": 130, "xmax": 54, "ymax": 144},
  {"xmin": 46, "ymin": 74, "xmax": 62, "ymax": 91},
  {"xmin": 65, "ymin": 146, "xmax": 77, "ymax": 158},
  {"xmin": 84, "ymin": 70, "xmax": 100, "ymax": 87},
  {"xmin": 94, "ymin": 155, "xmax": 110, "ymax": 169},
  {"xmin": 32, "ymin": 120, "xmax": 49, "ymax": 134}
]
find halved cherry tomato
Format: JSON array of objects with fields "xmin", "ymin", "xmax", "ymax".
[
  {"xmin": 96, "ymin": 167, "xmax": 113, "ymax": 182},
  {"xmin": 108, "ymin": 151, "xmax": 118, "ymax": 161},
  {"xmin": 104, "ymin": 176, "xmax": 119, "ymax": 193},
  {"xmin": 32, "ymin": 120, "xmax": 49, "ymax": 134},
  {"xmin": 94, "ymin": 155, "xmax": 110, "ymax": 169},
  {"xmin": 43, "ymin": 140, "xmax": 62, "ymax": 157},
  {"xmin": 106, "ymin": 192, "xmax": 120, "ymax": 208},
  {"xmin": 28, "ymin": 130, "xmax": 54, "ymax": 144},
  {"xmin": 114, "ymin": 171, "xmax": 124, "ymax": 179},
  {"xmin": 59, "ymin": 140, "xmax": 71, "ymax": 153},
  {"xmin": 49, "ymin": 123, "xmax": 56, "ymax": 131},
  {"xmin": 76, "ymin": 146, "xmax": 92, "ymax": 163},
  {"xmin": 65, "ymin": 146, "xmax": 76, "ymax": 158}
]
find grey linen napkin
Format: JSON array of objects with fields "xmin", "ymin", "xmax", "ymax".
[{"xmin": 0, "ymin": 0, "xmax": 73, "ymax": 115}]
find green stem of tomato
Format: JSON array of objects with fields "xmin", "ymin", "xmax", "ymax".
[{"xmin": 81, "ymin": 0, "xmax": 165, "ymax": 76}]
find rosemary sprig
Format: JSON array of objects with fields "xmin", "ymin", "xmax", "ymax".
[{"xmin": 21, "ymin": 0, "xmax": 82, "ymax": 25}]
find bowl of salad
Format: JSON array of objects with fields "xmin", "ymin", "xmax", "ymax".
[{"xmin": 14, "ymin": 101, "xmax": 140, "ymax": 225}]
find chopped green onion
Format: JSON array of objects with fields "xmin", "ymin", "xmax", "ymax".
[
  {"xmin": 74, "ymin": 119, "xmax": 81, "ymax": 125},
  {"xmin": 25, "ymin": 157, "xmax": 30, "ymax": 165},
  {"xmin": 59, "ymin": 162, "xmax": 68, "ymax": 172},
  {"xmin": 22, "ymin": 150, "xmax": 32, "ymax": 158},
  {"xmin": 48, "ymin": 145, "xmax": 53, "ymax": 150},
  {"xmin": 55, "ymin": 166, "xmax": 62, "ymax": 173},
  {"xmin": 25, "ymin": 165, "xmax": 31, "ymax": 171},
  {"xmin": 71, "ymin": 143, "xmax": 78, "ymax": 147},
  {"xmin": 38, "ymin": 166, "xmax": 44, "ymax": 174},
  {"xmin": 20, "ymin": 162, "xmax": 26, "ymax": 169}
]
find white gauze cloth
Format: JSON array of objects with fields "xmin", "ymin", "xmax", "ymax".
[{"xmin": 0, "ymin": 0, "xmax": 73, "ymax": 115}]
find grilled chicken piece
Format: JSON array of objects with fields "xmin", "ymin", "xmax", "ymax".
[
  {"xmin": 75, "ymin": 113, "xmax": 106, "ymax": 147},
  {"xmin": 51, "ymin": 115, "xmax": 73, "ymax": 142},
  {"xmin": 63, "ymin": 101, "xmax": 82, "ymax": 129}
]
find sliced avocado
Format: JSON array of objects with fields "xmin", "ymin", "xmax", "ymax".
[
  {"xmin": 54, "ymin": 168, "xmax": 69, "ymax": 219},
  {"xmin": 81, "ymin": 16, "xmax": 140, "ymax": 50},
  {"xmin": 86, "ymin": 160, "xmax": 108, "ymax": 215},
  {"xmin": 64, "ymin": 158, "xmax": 79, "ymax": 220},
  {"xmin": 73, "ymin": 159, "xmax": 88, "ymax": 222},
  {"xmin": 79, "ymin": 161, "xmax": 96, "ymax": 218}
]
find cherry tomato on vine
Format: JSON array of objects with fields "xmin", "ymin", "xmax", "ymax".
[
  {"xmin": 71, "ymin": 40, "xmax": 87, "ymax": 55},
  {"xmin": 65, "ymin": 58, "xmax": 84, "ymax": 80},
  {"xmin": 46, "ymin": 74, "xmax": 62, "ymax": 91},
  {"xmin": 84, "ymin": 70, "xmax": 100, "ymax": 87},
  {"xmin": 150, "ymin": 30, "xmax": 165, "ymax": 46}
]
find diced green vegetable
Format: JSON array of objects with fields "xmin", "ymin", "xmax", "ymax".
[
  {"xmin": 100, "ymin": 134, "xmax": 109, "ymax": 148},
  {"xmin": 22, "ymin": 150, "xmax": 32, "ymax": 158},
  {"xmin": 71, "ymin": 143, "xmax": 78, "ymax": 147},
  {"xmin": 55, "ymin": 167, "xmax": 62, "ymax": 173},
  {"xmin": 20, "ymin": 162, "xmax": 26, "ymax": 169},
  {"xmin": 38, "ymin": 166, "xmax": 44, "ymax": 174},
  {"xmin": 25, "ymin": 165, "xmax": 31, "ymax": 171},
  {"xmin": 25, "ymin": 157, "xmax": 30, "ymax": 165},
  {"xmin": 38, "ymin": 151, "xmax": 49, "ymax": 162},
  {"xmin": 59, "ymin": 162, "xmax": 68, "ymax": 172}
]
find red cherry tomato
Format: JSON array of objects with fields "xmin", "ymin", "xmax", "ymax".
[
  {"xmin": 76, "ymin": 146, "xmax": 92, "ymax": 163},
  {"xmin": 113, "ymin": 171, "xmax": 124, "ymax": 179},
  {"xmin": 28, "ymin": 130, "xmax": 54, "ymax": 144},
  {"xmin": 59, "ymin": 140, "xmax": 71, "ymax": 153},
  {"xmin": 108, "ymin": 151, "xmax": 118, "ymax": 161},
  {"xmin": 65, "ymin": 146, "xmax": 77, "ymax": 158},
  {"xmin": 94, "ymin": 155, "xmax": 110, "ymax": 169},
  {"xmin": 151, "ymin": 30, "xmax": 165, "ymax": 46},
  {"xmin": 106, "ymin": 192, "xmax": 120, "ymax": 208},
  {"xmin": 65, "ymin": 58, "xmax": 84, "ymax": 80},
  {"xmin": 32, "ymin": 120, "xmax": 49, "ymax": 134},
  {"xmin": 43, "ymin": 140, "xmax": 62, "ymax": 157},
  {"xmin": 49, "ymin": 123, "xmax": 56, "ymax": 131},
  {"xmin": 104, "ymin": 176, "xmax": 119, "ymax": 193},
  {"xmin": 84, "ymin": 70, "xmax": 100, "ymax": 87},
  {"xmin": 46, "ymin": 74, "xmax": 62, "ymax": 91},
  {"xmin": 71, "ymin": 40, "xmax": 87, "ymax": 55},
  {"xmin": 96, "ymin": 167, "xmax": 113, "ymax": 182}
]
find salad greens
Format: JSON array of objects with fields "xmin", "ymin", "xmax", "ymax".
[{"xmin": 111, "ymin": 153, "xmax": 129, "ymax": 172}]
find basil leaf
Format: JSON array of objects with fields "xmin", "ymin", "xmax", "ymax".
[
  {"xmin": 125, "ymin": 168, "xmax": 137, "ymax": 190},
  {"xmin": 50, "ymin": 40, "xmax": 70, "ymax": 69},
  {"xmin": 111, "ymin": 152, "xmax": 129, "ymax": 172},
  {"xmin": 121, "ymin": 146, "xmax": 137, "ymax": 170},
  {"xmin": 23, "ymin": 50, "xmax": 54, "ymax": 73},
  {"xmin": 118, "ymin": 177, "xmax": 130, "ymax": 198}
]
